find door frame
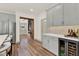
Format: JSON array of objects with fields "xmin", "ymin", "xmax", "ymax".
[{"xmin": 20, "ymin": 16, "xmax": 34, "ymax": 39}]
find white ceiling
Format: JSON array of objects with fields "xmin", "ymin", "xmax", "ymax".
[{"xmin": 0, "ymin": 3, "xmax": 55, "ymax": 15}]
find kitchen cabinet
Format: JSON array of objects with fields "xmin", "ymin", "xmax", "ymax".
[
  {"xmin": 48, "ymin": 36, "xmax": 58, "ymax": 55},
  {"xmin": 53, "ymin": 4, "xmax": 64, "ymax": 26},
  {"xmin": 8, "ymin": 14, "xmax": 16, "ymax": 22},
  {"xmin": 0, "ymin": 13, "xmax": 9, "ymax": 34},
  {"xmin": 0, "ymin": 13, "xmax": 16, "ymax": 34},
  {"xmin": 0, "ymin": 13, "xmax": 8, "ymax": 21},
  {"xmin": 42, "ymin": 35, "xmax": 49, "ymax": 49},
  {"xmin": 75, "ymin": 4, "xmax": 79, "ymax": 25},
  {"xmin": 47, "ymin": 3, "xmax": 79, "ymax": 26},
  {"xmin": 2, "ymin": 22, "xmax": 9, "ymax": 34},
  {"xmin": 47, "ymin": 5, "xmax": 54, "ymax": 27},
  {"xmin": 0, "ymin": 21, "xmax": 9, "ymax": 34},
  {"xmin": 64, "ymin": 4, "xmax": 78, "ymax": 26},
  {"xmin": 0, "ymin": 13, "xmax": 16, "ymax": 22},
  {"xmin": 8, "ymin": 14, "xmax": 16, "ymax": 34},
  {"xmin": 47, "ymin": 4, "xmax": 64, "ymax": 27},
  {"xmin": 42, "ymin": 35, "xmax": 59, "ymax": 55}
]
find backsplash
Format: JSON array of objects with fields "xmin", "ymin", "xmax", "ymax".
[{"xmin": 48, "ymin": 25, "xmax": 79, "ymax": 35}]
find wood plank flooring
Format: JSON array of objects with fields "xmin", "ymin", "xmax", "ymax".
[{"xmin": 12, "ymin": 35, "xmax": 55, "ymax": 56}]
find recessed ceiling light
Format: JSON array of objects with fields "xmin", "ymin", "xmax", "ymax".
[{"xmin": 30, "ymin": 9, "xmax": 34, "ymax": 12}]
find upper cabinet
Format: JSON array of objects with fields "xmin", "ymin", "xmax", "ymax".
[
  {"xmin": 0, "ymin": 13, "xmax": 16, "ymax": 34},
  {"xmin": 53, "ymin": 4, "xmax": 64, "ymax": 26},
  {"xmin": 64, "ymin": 4, "xmax": 79, "ymax": 26},
  {"xmin": 0, "ymin": 13, "xmax": 8, "ymax": 21},
  {"xmin": 8, "ymin": 14, "xmax": 16, "ymax": 22},
  {"xmin": 47, "ymin": 4, "xmax": 64, "ymax": 27},
  {"xmin": 47, "ymin": 3, "xmax": 79, "ymax": 26},
  {"xmin": 0, "ymin": 13, "xmax": 16, "ymax": 22}
]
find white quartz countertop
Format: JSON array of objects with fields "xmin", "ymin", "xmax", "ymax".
[{"xmin": 43, "ymin": 33, "xmax": 79, "ymax": 41}]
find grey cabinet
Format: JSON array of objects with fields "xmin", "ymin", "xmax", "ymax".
[
  {"xmin": 0, "ymin": 21, "xmax": 9, "ymax": 34},
  {"xmin": 8, "ymin": 14, "xmax": 16, "ymax": 34},
  {"xmin": 42, "ymin": 35, "xmax": 59, "ymax": 55},
  {"xmin": 47, "ymin": 3, "xmax": 79, "ymax": 26},
  {"xmin": 47, "ymin": 4, "xmax": 64, "ymax": 27},
  {"xmin": 8, "ymin": 14, "xmax": 16, "ymax": 22},
  {"xmin": 75, "ymin": 4, "xmax": 79, "ymax": 25},
  {"xmin": 53, "ymin": 4, "xmax": 64, "ymax": 26},
  {"xmin": 48, "ymin": 36, "xmax": 58, "ymax": 55},
  {"xmin": 0, "ymin": 13, "xmax": 16, "ymax": 34},
  {"xmin": 0, "ymin": 13, "xmax": 8, "ymax": 21},
  {"xmin": 2, "ymin": 22, "xmax": 9, "ymax": 34},
  {"xmin": 0, "ymin": 22, "xmax": 2, "ymax": 34},
  {"xmin": 47, "ymin": 6, "xmax": 54, "ymax": 27},
  {"xmin": 64, "ymin": 4, "xmax": 78, "ymax": 26},
  {"xmin": 42, "ymin": 36, "xmax": 49, "ymax": 49}
]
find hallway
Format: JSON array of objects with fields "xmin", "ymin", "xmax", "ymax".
[{"xmin": 12, "ymin": 35, "xmax": 55, "ymax": 56}]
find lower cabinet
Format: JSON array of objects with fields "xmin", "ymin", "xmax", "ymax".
[
  {"xmin": 48, "ymin": 37, "xmax": 58, "ymax": 55},
  {"xmin": 42, "ymin": 35, "xmax": 59, "ymax": 55},
  {"xmin": 59, "ymin": 38, "xmax": 79, "ymax": 56},
  {"xmin": 42, "ymin": 35, "xmax": 79, "ymax": 56},
  {"xmin": 42, "ymin": 36, "xmax": 49, "ymax": 50}
]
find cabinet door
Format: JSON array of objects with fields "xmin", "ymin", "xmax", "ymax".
[
  {"xmin": 8, "ymin": 14, "xmax": 16, "ymax": 34},
  {"xmin": 8, "ymin": 14, "xmax": 16, "ymax": 22},
  {"xmin": 64, "ymin": 4, "xmax": 78, "ymax": 26},
  {"xmin": 2, "ymin": 21, "xmax": 9, "ymax": 34},
  {"xmin": 0, "ymin": 22, "xmax": 2, "ymax": 34},
  {"xmin": 47, "ymin": 7, "xmax": 54, "ymax": 28},
  {"xmin": 48, "ymin": 36, "xmax": 58, "ymax": 55},
  {"xmin": 47, "ymin": 4, "xmax": 64, "ymax": 27},
  {"xmin": 0, "ymin": 13, "xmax": 9, "ymax": 34},
  {"xmin": 76, "ymin": 4, "xmax": 79, "ymax": 25},
  {"xmin": 53, "ymin": 4, "xmax": 64, "ymax": 26},
  {"xmin": 0, "ymin": 13, "xmax": 8, "ymax": 21},
  {"xmin": 42, "ymin": 36, "xmax": 49, "ymax": 49}
]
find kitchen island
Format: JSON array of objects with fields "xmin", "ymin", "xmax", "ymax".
[{"xmin": 42, "ymin": 33, "xmax": 79, "ymax": 56}]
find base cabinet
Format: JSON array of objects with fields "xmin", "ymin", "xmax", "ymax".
[
  {"xmin": 42, "ymin": 36, "xmax": 49, "ymax": 50},
  {"xmin": 42, "ymin": 35, "xmax": 58, "ymax": 55}
]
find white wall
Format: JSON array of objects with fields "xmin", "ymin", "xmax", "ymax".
[
  {"xmin": 34, "ymin": 11, "xmax": 47, "ymax": 42},
  {"xmin": 15, "ymin": 11, "xmax": 47, "ymax": 43},
  {"xmin": 16, "ymin": 11, "xmax": 35, "ymax": 43}
]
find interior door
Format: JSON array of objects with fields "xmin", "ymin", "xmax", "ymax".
[{"xmin": 30, "ymin": 20, "xmax": 34, "ymax": 39}]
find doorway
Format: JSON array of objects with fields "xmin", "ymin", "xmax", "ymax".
[{"xmin": 20, "ymin": 17, "xmax": 34, "ymax": 39}]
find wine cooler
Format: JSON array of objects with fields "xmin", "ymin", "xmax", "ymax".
[
  {"xmin": 67, "ymin": 40, "xmax": 79, "ymax": 56},
  {"xmin": 59, "ymin": 39, "xmax": 66, "ymax": 56},
  {"xmin": 59, "ymin": 38, "xmax": 79, "ymax": 56}
]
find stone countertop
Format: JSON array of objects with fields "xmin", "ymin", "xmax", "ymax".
[{"xmin": 43, "ymin": 33, "xmax": 79, "ymax": 41}]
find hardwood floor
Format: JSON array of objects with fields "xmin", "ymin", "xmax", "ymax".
[{"xmin": 12, "ymin": 35, "xmax": 55, "ymax": 56}]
